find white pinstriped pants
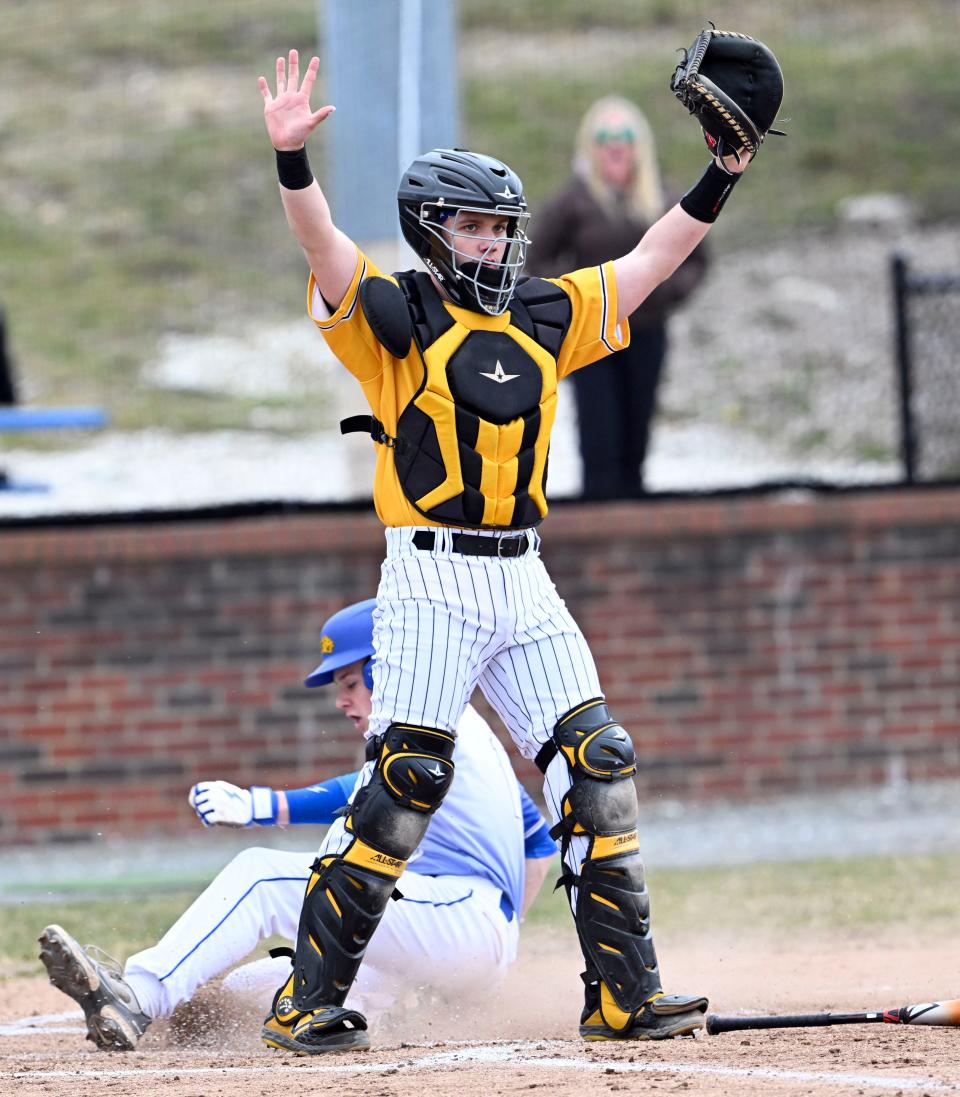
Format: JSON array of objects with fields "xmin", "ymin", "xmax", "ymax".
[{"xmin": 359, "ymin": 525, "xmax": 604, "ymax": 872}]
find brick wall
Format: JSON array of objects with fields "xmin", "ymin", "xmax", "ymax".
[{"xmin": 2, "ymin": 489, "xmax": 959, "ymax": 845}]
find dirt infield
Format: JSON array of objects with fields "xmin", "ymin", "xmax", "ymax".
[{"xmin": 4, "ymin": 924, "xmax": 958, "ymax": 1097}]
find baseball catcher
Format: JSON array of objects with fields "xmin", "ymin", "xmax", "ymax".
[
  {"xmin": 671, "ymin": 26, "xmax": 785, "ymax": 169},
  {"xmin": 253, "ymin": 23, "xmax": 780, "ymax": 1053}
]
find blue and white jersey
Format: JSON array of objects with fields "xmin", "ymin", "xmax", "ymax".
[
  {"xmin": 283, "ymin": 705, "xmax": 555, "ymax": 918},
  {"xmin": 407, "ymin": 704, "xmax": 527, "ymax": 917}
]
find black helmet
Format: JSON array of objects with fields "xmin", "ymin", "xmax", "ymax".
[{"xmin": 397, "ymin": 148, "xmax": 531, "ymax": 316}]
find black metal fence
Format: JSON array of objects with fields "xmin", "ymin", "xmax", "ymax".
[{"xmin": 892, "ymin": 254, "xmax": 960, "ymax": 485}]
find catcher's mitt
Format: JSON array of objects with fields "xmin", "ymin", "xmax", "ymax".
[{"xmin": 671, "ymin": 27, "xmax": 784, "ymax": 168}]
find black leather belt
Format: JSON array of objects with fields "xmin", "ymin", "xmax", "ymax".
[{"xmin": 412, "ymin": 530, "xmax": 530, "ymax": 558}]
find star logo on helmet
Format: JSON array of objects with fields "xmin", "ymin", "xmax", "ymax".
[
  {"xmin": 320, "ymin": 635, "xmax": 335, "ymax": 654},
  {"xmin": 480, "ymin": 360, "xmax": 520, "ymax": 384},
  {"xmin": 495, "ymin": 186, "xmax": 519, "ymax": 201}
]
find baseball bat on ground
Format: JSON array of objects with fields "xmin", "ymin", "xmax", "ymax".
[{"xmin": 706, "ymin": 998, "xmax": 960, "ymax": 1034}]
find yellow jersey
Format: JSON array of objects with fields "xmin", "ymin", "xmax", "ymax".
[{"xmin": 309, "ymin": 247, "xmax": 628, "ymax": 529}]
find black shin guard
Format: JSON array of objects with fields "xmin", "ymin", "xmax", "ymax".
[
  {"xmin": 575, "ymin": 811, "xmax": 661, "ymax": 1010},
  {"xmin": 291, "ymin": 848, "xmax": 402, "ymax": 1010},
  {"xmin": 291, "ymin": 722, "xmax": 455, "ymax": 1011},
  {"xmin": 537, "ymin": 700, "xmax": 662, "ymax": 1017}
]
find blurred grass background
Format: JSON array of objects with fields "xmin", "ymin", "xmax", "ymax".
[
  {"xmin": 1, "ymin": 0, "xmax": 956, "ymax": 431},
  {"xmin": 5, "ymin": 850, "xmax": 959, "ymax": 978}
]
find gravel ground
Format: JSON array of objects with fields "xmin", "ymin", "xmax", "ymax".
[{"xmin": 4, "ymin": 217, "xmax": 956, "ymax": 519}]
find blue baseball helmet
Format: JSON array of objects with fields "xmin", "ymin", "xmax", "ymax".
[{"xmin": 304, "ymin": 598, "xmax": 377, "ymax": 690}]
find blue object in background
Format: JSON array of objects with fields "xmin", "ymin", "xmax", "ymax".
[
  {"xmin": 0, "ymin": 406, "xmax": 108, "ymax": 493},
  {"xmin": 0, "ymin": 407, "xmax": 107, "ymax": 431}
]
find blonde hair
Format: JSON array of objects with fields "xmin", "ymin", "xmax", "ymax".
[{"xmin": 574, "ymin": 96, "xmax": 664, "ymax": 223}]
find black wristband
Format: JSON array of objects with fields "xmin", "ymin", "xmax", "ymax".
[
  {"xmin": 275, "ymin": 147, "xmax": 314, "ymax": 190},
  {"xmin": 679, "ymin": 161, "xmax": 741, "ymax": 224}
]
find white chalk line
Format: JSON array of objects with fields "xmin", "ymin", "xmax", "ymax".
[
  {"xmin": 1, "ymin": 1039, "xmax": 954, "ymax": 1090},
  {"xmin": 0, "ymin": 1010, "xmax": 86, "ymax": 1037}
]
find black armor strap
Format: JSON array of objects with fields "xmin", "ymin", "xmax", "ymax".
[{"xmin": 340, "ymin": 414, "xmax": 405, "ymax": 453}]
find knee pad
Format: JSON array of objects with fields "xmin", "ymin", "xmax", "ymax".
[
  {"xmin": 350, "ymin": 722, "xmax": 456, "ymax": 858},
  {"xmin": 537, "ymin": 699, "xmax": 661, "ymax": 1013},
  {"xmin": 536, "ymin": 698, "xmax": 639, "ymax": 841},
  {"xmin": 368, "ymin": 722, "xmax": 457, "ymax": 812},
  {"xmin": 291, "ymin": 722, "xmax": 455, "ymax": 1011},
  {"xmin": 548, "ymin": 698, "xmax": 637, "ymax": 781}
]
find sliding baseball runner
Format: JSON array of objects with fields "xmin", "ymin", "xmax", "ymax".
[{"xmin": 39, "ymin": 600, "xmax": 555, "ymax": 1051}]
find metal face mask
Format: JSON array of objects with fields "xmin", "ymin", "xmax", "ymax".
[{"xmin": 419, "ymin": 201, "xmax": 531, "ymax": 316}]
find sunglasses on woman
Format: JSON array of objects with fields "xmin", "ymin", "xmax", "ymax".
[{"xmin": 594, "ymin": 127, "xmax": 636, "ymax": 144}]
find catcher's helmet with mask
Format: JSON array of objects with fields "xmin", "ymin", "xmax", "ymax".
[{"xmin": 397, "ymin": 149, "xmax": 531, "ymax": 317}]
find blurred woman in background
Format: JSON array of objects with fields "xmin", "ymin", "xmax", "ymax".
[{"xmin": 529, "ymin": 96, "xmax": 709, "ymax": 499}]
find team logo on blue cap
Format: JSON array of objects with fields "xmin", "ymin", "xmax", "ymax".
[{"xmin": 320, "ymin": 635, "xmax": 335, "ymax": 655}]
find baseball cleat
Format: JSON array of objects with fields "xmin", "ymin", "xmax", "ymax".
[
  {"xmin": 261, "ymin": 967, "xmax": 369, "ymax": 1055},
  {"xmin": 580, "ymin": 989, "xmax": 709, "ymax": 1041},
  {"xmin": 260, "ymin": 968, "xmax": 312, "ymax": 1053},
  {"xmin": 262, "ymin": 1004, "xmax": 370, "ymax": 1055},
  {"xmin": 38, "ymin": 924, "xmax": 151, "ymax": 1051},
  {"xmin": 290, "ymin": 1005, "xmax": 370, "ymax": 1054}
]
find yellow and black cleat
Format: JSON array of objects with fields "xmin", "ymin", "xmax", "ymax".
[
  {"xmin": 262, "ymin": 1007, "xmax": 370, "ymax": 1055},
  {"xmin": 286, "ymin": 1006, "xmax": 369, "ymax": 1055},
  {"xmin": 262, "ymin": 1011, "xmax": 306, "ymax": 1054},
  {"xmin": 261, "ymin": 975, "xmax": 370, "ymax": 1056},
  {"xmin": 580, "ymin": 985, "xmax": 708, "ymax": 1041},
  {"xmin": 261, "ymin": 970, "xmax": 310, "ymax": 1054}
]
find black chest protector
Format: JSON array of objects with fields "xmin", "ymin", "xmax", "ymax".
[{"xmin": 348, "ymin": 272, "xmax": 573, "ymax": 530}]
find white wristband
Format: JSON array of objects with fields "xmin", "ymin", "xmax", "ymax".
[{"xmin": 250, "ymin": 786, "xmax": 277, "ymax": 825}]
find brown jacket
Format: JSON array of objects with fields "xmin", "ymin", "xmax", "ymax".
[{"xmin": 526, "ymin": 175, "xmax": 709, "ymax": 331}]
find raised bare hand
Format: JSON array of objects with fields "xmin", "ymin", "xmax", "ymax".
[{"xmin": 258, "ymin": 49, "xmax": 334, "ymax": 151}]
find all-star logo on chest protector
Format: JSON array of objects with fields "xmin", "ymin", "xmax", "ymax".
[
  {"xmin": 447, "ymin": 333, "xmax": 542, "ymax": 424},
  {"xmin": 481, "ymin": 361, "xmax": 519, "ymax": 384}
]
